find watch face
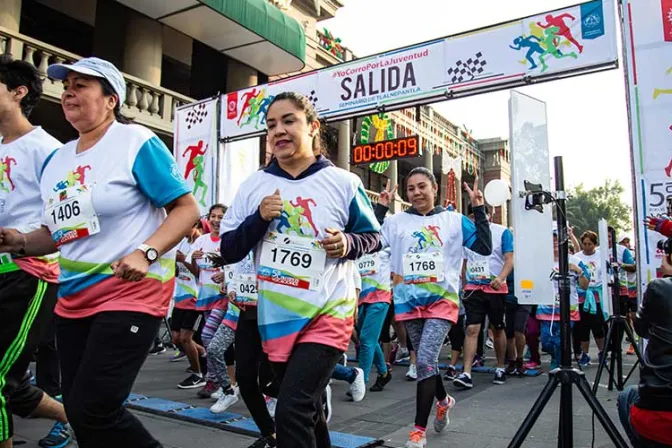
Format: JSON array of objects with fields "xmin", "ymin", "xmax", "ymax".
[{"xmin": 147, "ymin": 249, "xmax": 159, "ymax": 261}]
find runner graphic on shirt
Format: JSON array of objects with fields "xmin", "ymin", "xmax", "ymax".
[
  {"xmin": 537, "ymin": 13, "xmax": 583, "ymax": 53},
  {"xmin": 53, "ymin": 165, "xmax": 90, "ymax": 191},
  {"xmin": 0, "ymin": 156, "xmax": 17, "ymax": 192},
  {"xmin": 182, "ymin": 140, "xmax": 207, "ymax": 180},
  {"xmin": 411, "ymin": 226, "xmax": 443, "ymax": 252},
  {"xmin": 276, "ymin": 197, "xmax": 319, "ymax": 237},
  {"xmin": 191, "ymin": 155, "xmax": 208, "ymax": 207}
]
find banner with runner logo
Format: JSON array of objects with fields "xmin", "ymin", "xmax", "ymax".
[
  {"xmin": 219, "ymin": 0, "xmax": 617, "ymax": 140},
  {"xmin": 622, "ymin": 0, "xmax": 671, "ymax": 294},
  {"xmin": 174, "ymin": 98, "xmax": 219, "ymax": 216},
  {"xmin": 219, "ymin": 137, "xmax": 260, "ymax": 208}
]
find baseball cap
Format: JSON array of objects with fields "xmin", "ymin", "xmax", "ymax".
[{"xmin": 47, "ymin": 57, "xmax": 126, "ymax": 106}]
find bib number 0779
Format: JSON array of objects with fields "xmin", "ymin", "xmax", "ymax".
[
  {"xmin": 50, "ymin": 200, "xmax": 81, "ymax": 225},
  {"xmin": 270, "ymin": 248, "xmax": 312, "ymax": 269}
]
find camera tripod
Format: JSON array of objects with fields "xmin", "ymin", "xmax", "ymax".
[
  {"xmin": 508, "ymin": 157, "xmax": 628, "ymax": 448},
  {"xmin": 591, "ymin": 228, "xmax": 643, "ymax": 394}
]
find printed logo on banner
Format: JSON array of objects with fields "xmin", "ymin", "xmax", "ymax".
[
  {"xmin": 662, "ymin": 0, "xmax": 672, "ymax": 42},
  {"xmin": 185, "ymin": 102, "xmax": 209, "ymax": 130},
  {"xmin": 446, "ymin": 52, "xmax": 488, "ymax": 84},
  {"xmin": 231, "ymin": 88, "xmax": 274, "ymax": 130},
  {"xmin": 511, "ymin": 14, "xmax": 583, "ymax": 73},
  {"xmin": 227, "ymin": 92, "xmax": 238, "ymax": 120},
  {"xmin": 580, "ymin": 0, "xmax": 605, "ymax": 40}
]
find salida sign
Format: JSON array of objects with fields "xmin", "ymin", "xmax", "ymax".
[{"xmin": 220, "ymin": 0, "xmax": 617, "ymax": 140}]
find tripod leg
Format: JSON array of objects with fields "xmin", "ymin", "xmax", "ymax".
[
  {"xmin": 508, "ymin": 375, "xmax": 560, "ymax": 448},
  {"xmin": 560, "ymin": 378, "xmax": 573, "ymax": 448},
  {"xmin": 623, "ymin": 323, "xmax": 642, "ymax": 385},
  {"xmin": 592, "ymin": 320, "xmax": 614, "ymax": 395},
  {"xmin": 615, "ymin": 321, "xmax": 624, "ymax": 391},
  {"xmin": 574, "ymin": 375, "xmax": 630, "ymax": 448}
]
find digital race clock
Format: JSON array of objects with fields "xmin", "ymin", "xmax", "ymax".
[{"xmin": 351, "ymin": 135, "xmax": 420, "ymax": 165}]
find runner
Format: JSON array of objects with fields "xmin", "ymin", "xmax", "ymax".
[
  {"xmin": 0, "ymin": 55, "xmax": 71, "ymax": 448},
  {"xmin": 504, "ymin": 270, "xmax": 532, "ymax": 376},
  {"xmin": 219, "ymin": 91, "xmax": 380, "ymax": 448},
  {"xmin": 612, "ymin": 233, "xmax": 637, "ymax": 355},
  {"xmin": 375, "ymin": 169, "xmax": 492, "ymax": 448},
  {"xmin": 0, "ymin": 56, "xmax": 199, "ymax": 448},
  {"xmin": 575, "ymin": 231, "xmax": 607, "ymax": 366},
  {"xmin": 455, "ymin": 206, "xmax": 513, "ymax": 388}
]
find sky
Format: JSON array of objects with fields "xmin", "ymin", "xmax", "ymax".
[{"xmin": 322, "ymin": 0, "xmax": 634, "ymax": 206}]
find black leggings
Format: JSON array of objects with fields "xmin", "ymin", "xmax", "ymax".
[
  {"xmin": 448, "ymin": 315, "xmax": 465, "ymax": 352},
  {"xmin": 379, "ymin": 302, "xmax": 394, "ymax": 343}
]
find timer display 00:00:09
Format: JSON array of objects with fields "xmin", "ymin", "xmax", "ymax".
[{"xmin": 351, "ymin": 135, "xmax": 420, "ymax": 165}]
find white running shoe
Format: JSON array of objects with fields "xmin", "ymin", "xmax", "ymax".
[
  {"xmin": 405, "ymin": 429, "xmax": 427, "ymax": 448},
  {"xmin": 348, "ymin": 367, "xmax": 366, "ymax": 402},
  {"xmin": 210, "ymin": 387, "xmax": 224, "ymax": 400},
  {"xmin": 433, "ymin": 395, "xmax": 456, "ymax": 433},
  {"xmin": 265, "ymin": 395, "xmax": 277, "ymax": 418},
  {"xmin": 210, "ymin": 390, "xmax": 239, "ymax": 414},
  {"xmin": 406, "ymin": 364, "xmax": 418, "ymax": 381}
]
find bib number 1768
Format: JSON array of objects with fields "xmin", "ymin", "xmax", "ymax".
[{"xmin": 408, "ymin": 260, "xmax": 436, "ymax": 272}]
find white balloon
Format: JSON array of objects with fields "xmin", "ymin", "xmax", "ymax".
[{"xmin": 484, "ymin": 179, "xmax": 510, "ymax": 207}]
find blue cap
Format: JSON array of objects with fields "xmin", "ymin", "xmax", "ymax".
[{"xmin": 47, "ymin": 57, "xmax": 126, "ymax": 106}]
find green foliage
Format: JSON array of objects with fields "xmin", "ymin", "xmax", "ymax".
[{"xmin": 565, "ymin": 180, "xmax": 632, "ymax": 236}]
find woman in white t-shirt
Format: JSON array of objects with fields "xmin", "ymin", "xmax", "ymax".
[{"xmin": 0, "ymin": 57, "xmax": 199, "ymax": 447}]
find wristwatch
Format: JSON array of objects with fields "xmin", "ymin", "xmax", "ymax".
[{"xmin": 137, "ymin": 244, "xmax": 159, "ymax": 263}]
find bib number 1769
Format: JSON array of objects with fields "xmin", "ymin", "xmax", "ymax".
[{"xmin": 270, "ymin": 248, "xmax": 312, "ymax": 269}]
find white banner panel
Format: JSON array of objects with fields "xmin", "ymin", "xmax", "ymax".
[
  {"xmin": 217, "ymin": 0, "xmax": 618, "ymax": 141},
  {"xmin": 598, "ymin": 219, "xmax": 613, "ymax": 315},
  {"xmin": 623, "ymin": 0, "xmax": 671, "ymax": 293},
  {"xmin": 174, "ymin": 98, "xmax": 218, "ymax": 215},
  {"xmin": 509, "ymin": 90, "xmax": 554, "ymax": 305},
  {"xmin": 219, "ymin": 138, "xmax": 261, "ymax": 208}
]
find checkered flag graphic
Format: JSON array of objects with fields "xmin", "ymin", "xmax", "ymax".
[
  {"xmin": 185, "ymin": 102, "xmax": 209, "ymax": 130},
  {"xmin": 307, "ymin": 90, "xmax": 319, "ymax": 108},
  {"xmin": 446, "ymin": 52, "xmax": 487, "ymax": 84}
]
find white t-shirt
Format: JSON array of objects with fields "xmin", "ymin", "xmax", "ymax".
[
  {"xmin": 575, "ymin": 249, "xmax": 602, "ymax": 288},
  {"xmin": 174, "ymin": 238, "xmax": 198, "ymax": 310},
  {"xmin": 40, "ymin": 121, "xmax": 190, "ymax": 318},
  {"xmin": 0, "ymin": 127, "xmax": 61, "ymax": 281},
  {"xmin": 189, "ymin": 233, "xmax": 224, "ymax": 311}
]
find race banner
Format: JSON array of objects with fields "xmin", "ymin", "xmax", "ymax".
[
  {"xmin": 221, "ymin": 0, "xmax": 617, "ymax": 140},
  {"xmin": 622, "ymin": 0, "xmax": 671, "ymax": 293},
  {"xmin": 174, "ymin": 98, "xmax": 219, "ymax": 215},
  {"xmin": 219, "ymin": 138, "xmax": 260, "ymax": 207}
]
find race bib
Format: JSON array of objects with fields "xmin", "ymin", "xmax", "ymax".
[
  {"xmin": 230, "ymin": 274, "xmax": 259, "ymax": 305},
  {"xmin": 45, "ymin": 185, "xmax": 99, "ymax": 247},
  {"xmin": 358, "ymin": 253, "xmax": 380, "ymax": 277},
  {"xmin": 467, "ymin": 258, "xmax": 490, "ymax": 282},
  {"xmin": 402, "ymin": 252, "xmax": 444, "ymax": 284},
  {"xmin": 258, "ymin": 232, "xmax": 326, "ymax": 291},
  {"xmin": 223, "ymin": 265, "xmax": 235, "ymax": 284}
]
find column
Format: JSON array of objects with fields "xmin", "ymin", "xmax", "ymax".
[
  {"xmin": 123, "ymin": 12, "xmax": 163, "ymax": 85},
  {"xmin": 386, "ymin": 160, "xmax": 399, "ymax": 213},
  {"xmin": 0, "ymin": 0, "xmax": 21, "ymax": 31},
  {"xmin": 336, "ymin": 119, "xmax": 350, "ymax": 171},
  {"xmin": 226, "ymin": 59, "xmax": 258, "ymax": 92}
]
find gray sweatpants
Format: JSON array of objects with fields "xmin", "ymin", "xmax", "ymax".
[{"xmin": 404, "ymin": 318, "xmax": 452, "ymax": 382}]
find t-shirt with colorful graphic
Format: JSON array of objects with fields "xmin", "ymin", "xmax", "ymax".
[
  {"xmin": 220, "ymin": 165, "xmax": 379, "ymax": 362},
  {"xmin": 464, "ymin": 223, "xmax": 513, "ymax": 294},
  {"xmin": 40, "ymin": 122, "xmax": 190, "ymax": 318},
  {"xmin": 381, "ymin": 209, "xmax": 481, "ymax": 324},
  {"xmin": 190, "ymin": 233, "xmax": 226, "ymax": 311},
  {"xmin": 174, "ymin": 238, "xmax": 198, "ymax": 310},
  {"xmin": 616, "ymin": 244, "xmax": 635, "ymax": 297},
  {"xmin": 0, "ymin": 127, "xmax": 61, "ymax": 282},
  {"xmin": 357, "ymin": 248, "xmax": 392, "ymax": 306},
  {"xmin": 537, "ymin": 255, "xmax": 589, "ymax": 321},
  {"xmin": 575, "ymin": 249, "xmax": 602, "ymax": 303},
  {"xmin": 221, "ymin": 251, "xmax": 256, "ymax": 330}
]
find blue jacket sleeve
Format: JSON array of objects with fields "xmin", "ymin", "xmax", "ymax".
[
  {"xmin": 462, "ymin": 205, "xmax": 492, "ymax": 256},
  {"xmin": 344, "ymin": 185, "xmax": 381, "ymax": 260},
  {"xmin": 220, "ymin": 209, "xmax": 270, "ymax": 265}
]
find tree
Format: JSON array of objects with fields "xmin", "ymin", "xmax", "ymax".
[{"xmin": 565, "ymin": 179, "xmax": 632, "ymax": 236}]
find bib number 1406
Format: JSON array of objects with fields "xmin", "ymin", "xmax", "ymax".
[{"xmin": 50, "ymin": 200, "xmax": 81, "ymax": 225}]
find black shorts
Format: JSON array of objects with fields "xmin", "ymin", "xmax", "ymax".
[
  {"xmin": 505, "ymin": 303, "xmax": 532, "ymax": 339},
  {"xmin": 448, "ymin": 314, "xmax": 466, "ymax": 352},
  {"xmin": 170, "ymin": 308, "xmax": 203, "ymax": 332},
  {"xmin": 464, "ymin": 289, "xmax": 506, "ymax": 330},
  {"xmin": 0, "ymin": 270, "xmax": 58, "ymax": 441}
]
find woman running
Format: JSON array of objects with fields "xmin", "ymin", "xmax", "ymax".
[
  {"xmin": 219, "ymin": 91, "xmax": 380, "ymax": 448},
  {"xmin": 375, "ymin": 169, "xmax": 491, "ymax": 448},
  {"xmin": 0, "ymin": 56, "xmax": 199, "ymax": 447}
]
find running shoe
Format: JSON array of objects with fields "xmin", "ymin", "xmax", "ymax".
[
  {"xmin": 433, "ymin": 395, "xmax": 456, "ymax": 433},
  {"xmin": 578, "ymin": 353, "xmax": 592, "ymax": 367},
  {"xmin": 524, "ymin": 360, "xmax": 541, "ymax": 370},
  {"xmin": 369, "ymin": 370, "xmax": 391, "ymax": 392},
  {"xmin": 626, "ymin": 344, "xmax": 635, "ymax": 355},
  {"xmin": 504, "ymin": 361, "xmax": 518, "ymax": 376},
  {"xmin": 265, "ymin": 395, "xmax": 277, "ymax": 418},
  {"xmin": 405, "ymin": 428, "xmax": 427, "ymax": 448},
  {"xmin": 210, "ymin": 387, "xmax": 224, "ymax": 400},
  {"xmin": 148, "ymin": 343, "xmax": 166, "ymax": 355},
  {"xmin": 453, "ymin": 373, "xmax": 473, "ymax": 389},
  {"xmin": 247, "ymin": 436, "xmax": 277, "ymax": 448},
  {"xmin": 349, "ymin": 368, "xmax": 366, "ymax": 401},
  {"xmin": 210, "ymin": 389, "xmax": 239, "ymax": 413},
  {"xmin": 493, "ymin": 368, "xmax": 506, "ymax": 385},
  {"xmin": 322, "ymin": 384, "xmax": 332, "ymax": 423},
  {"xmin": 516, "ymin": 359, "xmax": 528, "ymax": 376},
  {"xmin": 197, "ymin": 380, "xmax": 220, "ymax": 398},
  {"xmin": 443, "ymin": 365, "xmax": 457, "ymax": 381},
  {"xmin": 472, "ymin": 354, "xmax": 485, "ymax": 367},
  {"xmin": 485, "ymin": 338, "xmax": 494, "ymax": 350},
  {"xmin": 38, "ymin": 421, "xmax": 72, "ymax": 448},
  {"xmin": 178, "ymin": 373, "xmax": 206, "ymax": 389},
  {"xmin": 406, "ymin": 364, "xmax": 417, "ymax": 381},
  {"xmin": 170, "ymin": 350, "xmax": 186, "ymax": 362},
  {"xmin": 395, "ymin": 347, "xmax": 410, "ymax": 363}
]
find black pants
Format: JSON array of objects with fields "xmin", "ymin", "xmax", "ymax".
[
  {"xmin": 0, "ymin": 270, "xmax": 58, "ymax": 442},
  {"xmin": 271, "ymin": 343, "xmax": 342, "ymax": 448},
  {"xmin": 37, "ymin": 313, "xmax": 61, "ymax": 397},
  {"xmin": 235, "ymin": 313, "xmax": 278, "ymax": 437},
  {"xmin": 57, "ymin": 311, "xmax": 162, "ymax": 448}
]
